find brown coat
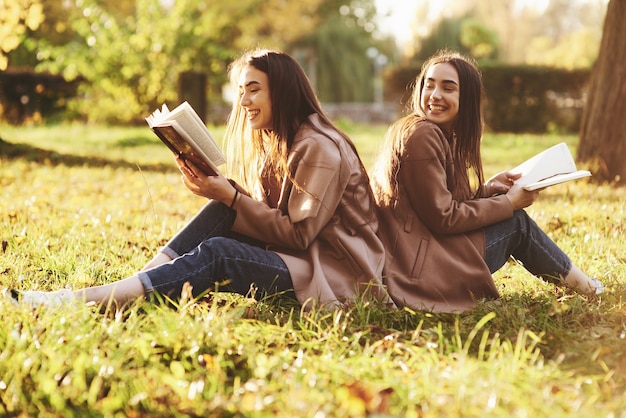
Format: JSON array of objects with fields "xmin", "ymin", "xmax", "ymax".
[
  {"xmin": 232, "ymin": 114, "xmax": 390, "ymax": 308},
  {"xmin": 378, "ymin": 120, "xmax": 513, "ymax": 312}
]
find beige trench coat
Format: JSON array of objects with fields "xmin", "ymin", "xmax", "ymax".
[{"xmin": 232, "ymin": 114, "xmax": 391, "ymax": 308}]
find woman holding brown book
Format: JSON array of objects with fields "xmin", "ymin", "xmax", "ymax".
[
  {"xmin": 11, "ymin": 49, "xmax": 390, "ymax": 309},
  {"xmin": 370, "ymin": 50, "xmax": 604, "ymax": 313}
]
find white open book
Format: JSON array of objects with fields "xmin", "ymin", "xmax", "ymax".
[
  {"xmin": 146, "ymin": 101, "xmax": 225, "ymax": 176},
  {"xmin": 510, "ymin": 142, "xmax": 591, "ymax": 191}
]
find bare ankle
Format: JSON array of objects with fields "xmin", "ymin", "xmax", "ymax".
[{"xmin": 141, "ymin": 252, "xmax": 173, "ymax": 271}]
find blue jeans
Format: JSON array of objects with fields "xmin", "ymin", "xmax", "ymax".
[
  {"xmin": 483, "ymin": 210, "xmax": 572, "ymax": 283},
  {"xmin": 137, "ymin": 200, "xmax": 295, "ymax": 301}
]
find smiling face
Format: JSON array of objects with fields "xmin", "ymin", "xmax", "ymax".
[
  {"xmin": 420, "ymin": 62, "xmax": 460, "ymax": 134},
  {"xmin": 238, "ymin": 64, "xmax": 273, "ymax": 130}
]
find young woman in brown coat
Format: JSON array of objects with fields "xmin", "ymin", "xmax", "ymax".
[
  {"xmin": 12, "ymin": 49, "xmax": 389, "ymax": 309},
  {"xmin": 371, "ymin": 50, "xmax": 603, "ymax": 313}
]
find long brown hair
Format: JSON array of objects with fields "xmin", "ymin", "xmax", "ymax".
[
  {"xmin": 225, "ymin": 49, "xmax": 364, "ymax": 198},
  {"xmin": 371, "ymin": 50, "xmax": 486, "ymax": 206}
]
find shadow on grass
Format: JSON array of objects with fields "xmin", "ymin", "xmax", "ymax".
[{"xmin": 0, "ymin": 136, "xmax": 173, "ymax": 173}]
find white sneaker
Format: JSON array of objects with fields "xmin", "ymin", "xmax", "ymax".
[
  {"xmin": 589, "ymin": 277, "xmax": 605, "ymax": 295},
  {"xmin": 10, "ymin": 288, "xmax": 76, "ymax": 308}
]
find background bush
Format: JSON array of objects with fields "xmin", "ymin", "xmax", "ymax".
[
  {"xmin": 386, "ymin": 64, "xmax": 591, "ymax": 133},
  {"xmin": 0, "ymin": 70, "xmax": 81, "ymax": 124}
]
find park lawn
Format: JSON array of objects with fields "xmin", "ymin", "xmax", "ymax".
[{"xmin": 1, "ymin": 123, "xmax": 625, "ymax": 417}]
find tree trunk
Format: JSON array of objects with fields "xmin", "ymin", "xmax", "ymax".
[
  {"xmin": 578, "ymin": 0, "xmax": 626, "ymax": 184},
  {"xmin": 178, "ymin": 72, "xmax": 207, "ymax": 124}
]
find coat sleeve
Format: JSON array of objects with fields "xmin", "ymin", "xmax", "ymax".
[
  {"xmin": 231, "ymin": 134, "xmax": 345, "ymax": 250},
  {"xmin": 401, "ymin": 122, "xmax": 513, "ymax": 235}
]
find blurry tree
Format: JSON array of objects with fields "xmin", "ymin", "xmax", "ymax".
[
  {"xmin": 469, "ymin": 0, "xmax": 539, "ymax": 63},
  {"xmin": 405, "ymin": 0, "xmax": 524, "ymax": 63},
  {"xmin": 291, "ymin": 0, "xmax": 388, "ymax": 102},
  {"xmin": 525, "ymin": 28, "xmax": 601, "ymax": 69},
  {"xmin": 234, "ymin": 0, "xmax": 322, "ymax": 48},
  {"xmin": 459, "ymin": 18, "xmax": 498, "ymax": 60},
  {"xmin": 30, "ymin": 0, "xmax": 382, "ymax": 122},
  {"xmin": 0, "ymin": 0, "xmax": 44, "ymax": 70},
  {"xmin": 476, "ymin": 0, "xmax": 606, "ymax": 66},
  {"xmin": 405, "ymin": 0, "xmax": 606, "ymax": 67},
  {"xmin": 7, "ymin": 1, "xmax": 74, "ymax": 68},
  {"xmin": 316, "ymin": 0, "xmax": 377, "ymax": 30},
  {"xmin": 292, "ymin": 0, "xmax": 388, "ymax": 102},
  {"xmin": 412, "ymin": 15, "xmax": 498, "ymax": 63},
  {"xmin": 414, "ymin": 17, "xmax": 465, "ymax": 62},
  {"xmin": 36, "ymin": 0, "xmax": 253, "ymax": 123},
  {"xmin": 578, "ymin": 0, "xmax": 626, "ymax": 184},
  {"xmin": 295, "ymin": 16, "xmax": 373, "ymax": 102},
  {"xmin": 522, "ymin": 0, "xmax": 604, "ymax": 68}
]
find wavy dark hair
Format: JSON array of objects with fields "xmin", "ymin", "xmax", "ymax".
[
  {"xmin": 372, "ymin": 50, "xmax": 486, "ymax": 205},
  {"xmin": 225, "ymin": 49, "xmax": 366, "ymax": 198}
]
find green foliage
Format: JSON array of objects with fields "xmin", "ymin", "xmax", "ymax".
[
  {"xmin": 1, "ymin": 124, "xmax": 626, "ymax": 416},
  {"xmin": 414, "ymin": 17, "xmax": 468, "ymax": 62},
  {"xmin": 290, "ymin": 0, "xmax": 387, "ymax": 103},
  {"xmin": 294, "ymin": 16, "xmax": 378, "ymax": 102},
  {"xmin": 524, "ymin": 0, "xmax": 604, "ymax": 69},
  {"xmin": 460, "ymin": 18, "xmax": 498, "ymax": 60},
  {"xmin": 412, "ymin": 14, "xmax": 499, "ymax": 63},
  {"xmin": 481, "ymin": 65, "xmax": 590, "ymax": 133},
  {"xmin": 0, "ymin": 0, "xmax": 44, "ymax": 70},
  {"xmin": 314, "ymin": 0, "xmax": 378, "ymax": 30},
  {"xmin": 410, "ymin": 0, "xmax": 606, "ymax": 69},
  {"xmin": 526, "ymin": 28, "xmax": 601, "ymax": 69},
  {"xmin": 37, "ymin": 0, "xmax": 245, "ymax": 123},
  {"xmin": 29, "ymin": 0, "xmax": 384, "ymax": 122}
]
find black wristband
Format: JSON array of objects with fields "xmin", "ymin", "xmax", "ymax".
[{"xmin": 230, "ymin": 189, "xmax": 239, "ymax": 208}]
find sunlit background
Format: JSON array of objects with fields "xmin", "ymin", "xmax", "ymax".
[{"xmin": 0, "ymin": 0, "xmax": 611, "ymax": 127}]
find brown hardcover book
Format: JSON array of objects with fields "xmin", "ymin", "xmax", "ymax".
[{"xmin": 146, "ymin": 102, "xmax": 225, "ymax": 176}]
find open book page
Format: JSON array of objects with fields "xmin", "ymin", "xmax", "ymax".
[
  {"xmin": 520, "ymin": 170, "xmax": 591, "ymax": 191},
  {"xmin": 146, "ymin": 102, "xmax": 225, "ymax": 176},
  {"xmin": 510, "ymin": 142, "xmax": 591, "ymax": 191}
]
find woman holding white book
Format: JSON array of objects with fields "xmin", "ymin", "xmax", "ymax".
[
  {"xmin": 11, "ymin": 49, "xmax": 391, "ymax": 309},
  {"xmin": 370, "ymin": 50, "xmax": 604, "ymax": 313}
]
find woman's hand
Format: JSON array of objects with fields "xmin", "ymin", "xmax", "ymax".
[
  {"xmin": 505, "ymin": 183, "xmax": 539, "ymax": 210},
  {"xmin": 177, "ymin": 158, "xmax": 237, "ymax": 205},
  {"xmin": 484, "ymin": 171, "xmax": 521, "ymax": 196}
]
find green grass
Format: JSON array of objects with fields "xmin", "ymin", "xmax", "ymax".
[{"xmin": 1, "ymin": 123, "xmax": 626, "ymax": 417}]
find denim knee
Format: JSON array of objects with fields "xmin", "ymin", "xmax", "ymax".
[
  {"xmin": 141, "ymin": 236, "xmax": 292, "ymax": 300},
  {"xmin": 484, "ymin": 209, "xmax": 571, "ymax": 278}
]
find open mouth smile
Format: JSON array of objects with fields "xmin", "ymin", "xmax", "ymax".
[{"xmin": 429, "ymin": 104, "xmax": 447, "ymax": 112}]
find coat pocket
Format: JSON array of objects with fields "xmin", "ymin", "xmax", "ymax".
[
  {"xmin": 332, "ymin": 237, "xmax": 365, "ymax": 278},
  {"xmin": 410, "ymin": 238, "xmax": 429, "ymax": 279}
]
